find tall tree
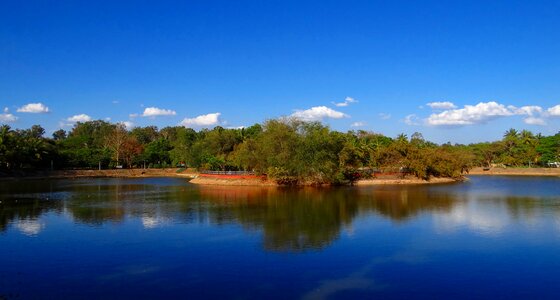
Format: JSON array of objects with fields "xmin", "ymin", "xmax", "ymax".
[{"xmin": 105, "ymin": 124, "xmax": 128, "ymax": 166}]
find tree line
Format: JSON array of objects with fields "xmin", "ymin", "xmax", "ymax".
[{"xmin": 1, "ymin": 119, "xmax": 559, "ymax": 184}]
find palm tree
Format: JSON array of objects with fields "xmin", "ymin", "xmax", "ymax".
[
  {"xmin": 520, "ymin": 130, "xmax": 535, "ymax": 145},
  {"xmin": 396, "ymin": 133, "xmax": 408, "ymax": 143},
  {"xmin": 504, "ymin": 128, "xmax": 519, "ymax": 140}
]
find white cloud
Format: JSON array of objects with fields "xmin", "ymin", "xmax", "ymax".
[
  {"xmin": 378, "ymin": 113, "xmax": 391, "ymax": 120},
  {"xmin": 426, "ymin": 102, "xmax": 557, "ymax": 126},
  {"xmin": 16, "ymin": 102, "xmax": 50, "ymax": 113},
  {"xmin": 67, "ymin": 114, "xmax": 92, "ymax": 123},
  {"xmin": 141, "ymin": 107, "xmax": 177, "ymax": 117},
  {"xmin": 404, "ymin": 114, "xmax": 420, "ymax": 125},
  {"xmin": 180, "ymin": 112, "xmax": 221, "ymax": 127},
  {"xmin": 119, "ymin": 121, "xmax": 134, "ymax": 130},
  {"xmin": 426, "ymin": 101, "xmax": 457, "ymax": 110},
  {"xmin": 129, "ymin": 113, "xmax": 139, "ymax": 118},
  {"xmin": 513, "ymin": 105, "xmax": 543, "ymax": 116},
  {"xmin": 3, "ymin": 107, "xmax": 8, "ymax": 113},
  {"xmin": 333, "ymin": 96, "xmax": 358, "ymax": 107},
  {"xmin": 524, "ymin": 117, "xmax": 546, "ymax": 126},
  {"xmin": 105, "ymin": 117, "xmax": 111, "ymax": 121},
  {"xmin": 426, "ymin": 101, "xmax": 515, "ymax": 126},
  {"xmin": 548, "ymin": 105, "xmax": 560, "ymax": 116},
  {"xmin": 291, "ymin": 106, "xmax": 349, "ymax": 121},
  {"xmin": 112, "ymin": 100, "xmax": 119, "ymax": 104},
  {"xmin": 346, "ymin": 96, "xmax": 357, "ymax": 103},
  {"xmin": 351, "ymin": 122, "xmax": 366, "ymax": 127},
  {"xmin": 226, "ymin": 126, "xmax": 246, "ymax": 129},
  {"xmin": 0, "ymin": 113, "xmax": 18, "ymax": 123}
]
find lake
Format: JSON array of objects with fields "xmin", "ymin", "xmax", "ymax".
[{"xmin": 1, "ymin": 176, "xmax": 560, "ymax": 299}]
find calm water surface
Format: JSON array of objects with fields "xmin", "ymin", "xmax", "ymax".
[{"xmin": 1, "ymin": 176, "xmax": 560, "ymax": 299}]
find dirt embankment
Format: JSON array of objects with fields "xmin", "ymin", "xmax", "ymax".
[
  {"xmin": 189, "ymin": 176, "xmax": 278, "ymax": 186},
  {"xmin": 468, "ymin": 167, "xmax": 560, "ymax": 176},
  {"xmin": 356, "ymin": 177, "xmax": 459, "ymax": 185},
  {"xmin": 189, "ymin": 175, "xmax": 460, "ymax": 186}
]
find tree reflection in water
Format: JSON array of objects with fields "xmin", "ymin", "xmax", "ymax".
[
  {"xmin": 2, "ymin": 178, "xmax": 559, "ymax": 252},
  {"xmin": 196, "ymin": 186, "xmax": 460, "ymax": 251},
  {"xmin": 198, "ymin": 187, "xmax": 359, "ymax": 252},
  {"xmin": 0, "ymin": 180, "xmax": 63, "ymax": 233}
]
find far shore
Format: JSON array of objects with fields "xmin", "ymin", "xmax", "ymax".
[
  {"xmin": 468, "ymin": 167, "xmax": 560, "ymax": 176},
  {"xmin": 2, "ymin": 167, "xmax": 559, "ymax": 184},
  {"xmin": 0, "ymin": 168, "xmax": 197, "ymax": 180},
  {"xmin": 1, "ymin": 169, "xmax": 460, "ymax": 186}
]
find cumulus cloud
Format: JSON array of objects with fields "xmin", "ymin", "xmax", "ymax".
[
  {"xmin": 513, "ymin": 105, "xmax": 543, "ymax": 116},
  {"xmin": 17, "ymin": 102, "xmax": 50, "ymax": 113},
  {"xmin": 426, "ymin": 101, "xmax": 457, "ymax": 110},
  {"xmin": 425, "ymin": 101, "xmax": 558, "ymax": 126},
  {"xmin": 141, "ymin": 107, "xmax": 177, "ymax": 117},
  {"xmin": 548, "ymin": 105, "xmax": 560, "ymax": 116},
  {"xmin": 333, "ymin": 96, "xmax": 358, "ymax": 107},
  {"xmin": 67, "ymin": 114, "xmax": 92, "ymax": 123},
  {"xmin": 351, "ymin": 122, "xmax": 366, "ymax": 127},
  {"xmin": 291, "ymin": 106, "xmax": 349, "ymax": 121},
  {"xmin": 0, "ymin": 112, "xmax": 18, "ymax": 123},
  {"xmin": 180, "ymin": 112, "xmax": 221, "ymax": 127},
  {"xmin": 426, "ymin": 101, "xmax": 516, "ymax": 126},
  {"xmin": 515, "ymin": 106, "xmax": 546, "ymax": 125}
]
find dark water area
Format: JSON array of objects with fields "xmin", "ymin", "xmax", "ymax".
[{"xmin": 1, "ymin": 176, "xmax": 560, "ymax": 299}]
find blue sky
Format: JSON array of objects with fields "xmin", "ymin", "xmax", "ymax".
[{"xmin": 1, "ymin": 0, "xmax": 560, "ymax": 144}]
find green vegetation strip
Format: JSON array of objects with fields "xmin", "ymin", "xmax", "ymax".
[{"xmin": 1, "ymin": 120, "xmax": 558, "ymax": 185}]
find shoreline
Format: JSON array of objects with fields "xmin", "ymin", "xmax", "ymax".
[
  {"xmin": 189, "ymin": 176, "xmax": 278, "ymax": 186},
  {"xmin": 190, "ymin": 175, "xmax": 461, "ymax": 186},
  {"xmin": 355, "ymin": 177, "xmax": 458, "ymax": 185},
  {"xmin": 468, "ymin": 167, "xmax": 560, "ymax": 176},
  {"xmin": 1, "ymin": 169, "xmax": 460, "ymax": 186},
  {"xmin": 3, "ymin": 167, "xmax": 559, "ymax": 184}
]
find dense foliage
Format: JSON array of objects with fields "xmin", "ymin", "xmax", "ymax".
[{"xmin": 1, "ymin": 119, "xmax": 559, "ymax": 184}]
